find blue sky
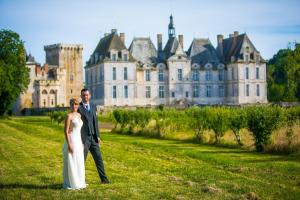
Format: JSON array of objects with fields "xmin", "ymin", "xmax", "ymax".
[{"xmin": 1, "ymin": 0, "xmax": 299, "ymax": 65}]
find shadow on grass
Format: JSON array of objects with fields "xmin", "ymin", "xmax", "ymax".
[{"xmin": 0, "ymin": 183, "xmax": 62, "ymax": 190}]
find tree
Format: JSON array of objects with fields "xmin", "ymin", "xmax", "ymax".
[
  {"xmin": 0, "ymin": 29, "xmax": 29, "ymax": 115},
  {"xmin": 267, "ymin": 43, "xmax": 300, "ymax": 102}
]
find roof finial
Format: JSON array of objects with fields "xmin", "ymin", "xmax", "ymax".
[{"xmin": 168, "ymin": 14, "xmax": 175, "ymax": 39}]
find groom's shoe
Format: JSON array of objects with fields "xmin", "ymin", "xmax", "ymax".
[{"xmin": 101, "ymin": 179, "xmax": 110, "ymax": 184}]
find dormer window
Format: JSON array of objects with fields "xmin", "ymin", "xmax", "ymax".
[
  {"xmin": 118, "ymin": 51, "xmax": 122, "ymax": 59},
  {"xmin": 244, "ymin": 54, "xmax": 249, "ymax": 62},
  {"xmin": 124, "ymin": 54, "xmax": 128, "ymax": 61},
  {"xmin": 231, "ymin": 56, "xmax": 235, "ymax": 62},
  {"xmin": 245, "ymin": 46, "xmax": 250, "ymax": 53},
  {"xmin": 112, "ymin": 54, "xmax": 116, "ymax": 61}
]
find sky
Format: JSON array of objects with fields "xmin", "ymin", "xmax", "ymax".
[{"xmin": 1, "ymin": 0, "xmax": 300, "ymax": 65}]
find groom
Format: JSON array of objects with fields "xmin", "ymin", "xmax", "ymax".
[{"xmin": 78, "ymin": 88, "xmax": 109, "ymax": 184}]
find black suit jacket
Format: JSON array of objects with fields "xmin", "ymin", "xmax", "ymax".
[{"xmin": 78, "ymin": 102, "xmax": 100, "ymax": 144}]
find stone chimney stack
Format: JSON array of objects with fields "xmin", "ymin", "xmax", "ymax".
[
  {"xmin": 157, "ymin": 34, "xmax": 162, "ymax": 52},
  {"xmin": 111, "ymin": 29, "xmax": 117, "ymax": 33},
  {"xmin": 178, "ymin": 34, "xmax": 184, "ymax": 49},
  {"xmin": 217, "ymin": 34, "xmax": 224, "ymax": 57},
  {"xmin": 234, "ymin": 31, "xmax": 239, "ymax": 37},
  {"xmin": 120, "ymin": 33, "xmax": 125, "ymax": 44},
  {"xmin": 229, "ymin": 33, "xmax": 234, "ymax": 38}
]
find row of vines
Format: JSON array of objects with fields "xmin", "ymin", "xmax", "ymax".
[
  {"xmin": 47, "ymin": 106, "xmax": 300, "ymax": 152},
  {"xmin": 111, "ymin": 106, "xmax": 300, "ymax": 152}
]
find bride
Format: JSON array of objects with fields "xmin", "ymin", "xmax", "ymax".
[{"xmin": 62, "ymin": 98, "xmax": 86, "ymax": 189}]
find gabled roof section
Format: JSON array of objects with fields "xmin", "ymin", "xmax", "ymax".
[
  {"xmin": 93, "ymin": 32, "xmax": 126, "ymax": 56},
  {"xmin": 129, "ymin": 37, "xmax": 157, "ymax": 66},
  {"xmin": 220, "ymin": 33, "xmax": 261, "ymax": 63},
  {"xmin": 88, "ymin": 31, "xmax": 135, "ymax": 64},
  {"xmin": 163, "ymin": 37, "xmax": 179, "ymax": 59},
  {"xmin": 187, "ymin": 38, "xmax": 220, "ymax": 65}
]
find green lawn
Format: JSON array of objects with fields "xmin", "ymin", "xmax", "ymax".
[{"xmin": 0, "ymin": 117, "xmax": 300, "ymax": 199}]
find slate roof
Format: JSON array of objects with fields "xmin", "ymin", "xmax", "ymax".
[
  {"xmin": 26, "ymin": 53, "xmax": 35, "ymax": 63},
  {"xmin": 218, "ymin": 33, "xmax": 263, "ymax": 63},
  {"xmin": 163, "ymin": 37, "xmax": 179, "ymax": 59},
  {"xmin": 88, "ymin": 31, "xmax": 135, "ymax": 65},
  {"xmin": 187, "ymin": 38, "xmax": 220, "ymax": 66},
  {"xmin": 129, "ymin": 37, "xmax": 157, "ymax": 66}
]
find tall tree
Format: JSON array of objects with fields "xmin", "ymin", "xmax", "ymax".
[
  {"xmin": 267, "ymin": 43, "xmax": 300, "ymax": 102},
  {"xmin": 0, "ymin": 29, "xmax": 29, "ymax": 115}
]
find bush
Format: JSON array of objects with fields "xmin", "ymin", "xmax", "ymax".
[
  {"xmin": 246, "ymin": 106, "xmax": 284, "ymax": 152},
  {"xmin": 228, "ymin": 108, "xmax": 247, "ymax": 145},
  {"xmin": 186, "ymin": 107, "xmax": 210, "ymax": 143},
  {"xmin": 209, "ymin": 107, "xmax": 230, "ymax": 144}
]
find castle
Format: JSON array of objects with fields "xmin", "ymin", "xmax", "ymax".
[
  {"xmin": 14, "ymin": 15, "xmax": 268, "ymax": 113},
  {"xmin": 13, "ymin": 44, "xmax": 83, "ymax": 114},
  {"xmin": 85, "ymin": 15, "xmax": 268, "ymax": 107}
]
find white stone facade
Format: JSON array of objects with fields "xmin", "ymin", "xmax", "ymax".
[{"xmin": 85, "ymin": 17, "xmax": 267, "ymax": 107}]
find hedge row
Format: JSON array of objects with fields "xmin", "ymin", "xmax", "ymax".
[{"xmin": 111, "ymin": 106, "xmax": 300, "ymax": 152}]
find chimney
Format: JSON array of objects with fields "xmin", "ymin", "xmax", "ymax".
[
  {"xmin": 229, "ymin": 34, "xmax": 234, "ymax": 38},
  {"xmin": 104, "ymin": 33, "xmax": 109, "ymax": 37},
  {"xmin": 120, "ymin": 33, "xmax": 125, "ymax": 44},
  {"xmin": 111, "ymin": 29, "xmax": 117, "ymax": 33},
  {"xmin": 217, "ymin": 34, "xmax": 224, "ymax": 57},
  {"xmin": 234, "ymin": 31, "xmax": 239, "ymax": 37},
  {"xmin": 178, "ymin": 34, "xmax": 184, "ymax": 49},
  {"xmin": 157, "ymin": 34, "xmax": 162, "ymax": 51}
]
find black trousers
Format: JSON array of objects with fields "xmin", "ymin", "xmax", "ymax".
[{"xmin": 84, "ymin": 136, "xmax": 108, "ymax": 182}]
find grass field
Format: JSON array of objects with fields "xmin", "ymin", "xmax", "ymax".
[{"xmin": 0, "ymin": 116, "xmax": 300, "ymax": 199}]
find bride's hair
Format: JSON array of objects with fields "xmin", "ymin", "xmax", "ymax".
[{"xmin": 69, "ymin": 98, "xmax": 79, "ymax": 106}]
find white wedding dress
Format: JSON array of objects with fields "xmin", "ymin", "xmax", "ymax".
[{"xmin": 62, "ymin": 116, "xmax": 86, "ymax": 189}]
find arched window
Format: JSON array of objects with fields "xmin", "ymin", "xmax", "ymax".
[{"xmin": 42, "ymin": 90, "xmax": 47, "ymax": 94}]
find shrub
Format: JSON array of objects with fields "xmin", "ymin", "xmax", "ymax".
[
  {"xmin": 246, "ymin": 106, "xmax": 284, "ymax": 152},
  {"xmin": 209, "ymin": 107, "xmax": 230, "ymax": 144},
  {"xmin": 228, "ymin": 108, "xmax": 247, "ymax": 145},
  {"xmin": 186, "ymin": 107, "xmax": 210, "ymax": 143}
]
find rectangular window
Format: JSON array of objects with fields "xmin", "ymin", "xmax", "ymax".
[
  {"xmin": 256, "ymin": 67, "xmax": 259, "ymax": 79},
  {"xmin": 219, "ymin": 85, "xmax": 224, "ymax": 97},
  {"xmin": 245, "ymin": 67, "xmax": 249, "ymax": 79},
  {"xmin": 146, "ymin": 86, "xmax": 151, "ymax": 98},
  {"xmin": 206, "ymin": 85, "xmax": 212, "ymax": 97},
  {"xmin": 178, "ymin": 69, "xmax": 183, "ymax": 81},
  {"xmin": 124, "ymin": 54, "xmax": 128, "ymax": 61},
  {"xmin": 193, "ymin": 85, "xmax": 199, "ymax": 97},
  {"xmin": 185, "ymin": 91, "xmax": 189, "ymax": 98},
  {"xmin": 245, "ymin": 54, "xmax": 249, "ymax": 62},
  {"xmin": 219, "ymin": 70, "xmax": 224, "ymax": 81},
  {"xmin": 205, "ymin": 70, "xmax": 212, "ymax": 81},
  {"xmin": 246, "ymin": 84, "xmax": 250, "ymax": 96},
  {"xmin": 112, "ymin": 54, "xmax": 116, "ymax": 61},
  {"xmin": 256, "ymin": 84, "xmax": 260, "ymax": 96},
  {"xmin": 112, "ymin": 67, "xmax": 116, "ymax": 80},
  {"xmin": 231, "ymin": 68, "xmax": 235, "ymax": 80},
  {"xmin": 124, "ymin": 85, "xmax": 128, "ymax": 98},
  {"xmin": 171, "ymin": 91, "xmax": 175, "ymax": 98},
  {"xmin": 113, "ymin": 85, "xmax": 117, "ymax": 98},
  {"xmin": 124, "ymin": 67, "xmax": 128, "ymax": 80},
  {"xmin": 145, "ymin": 69, "xmax": 151, "ymax": 81},
  {"xmin": 192, "ymin": 70, "xmax": 199, "ymax": 81},
  {"xmin": 159, "ymin": 86, "xmax": 164, "ymax": 98},
  {"xmin": 158, "ymin": 69, "xmax": 164, "ymax": 81}
]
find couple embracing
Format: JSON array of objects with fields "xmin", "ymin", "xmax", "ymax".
[{"xmin": 62, "ymin": 88, "xmax": 109, "ymax": 190}]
